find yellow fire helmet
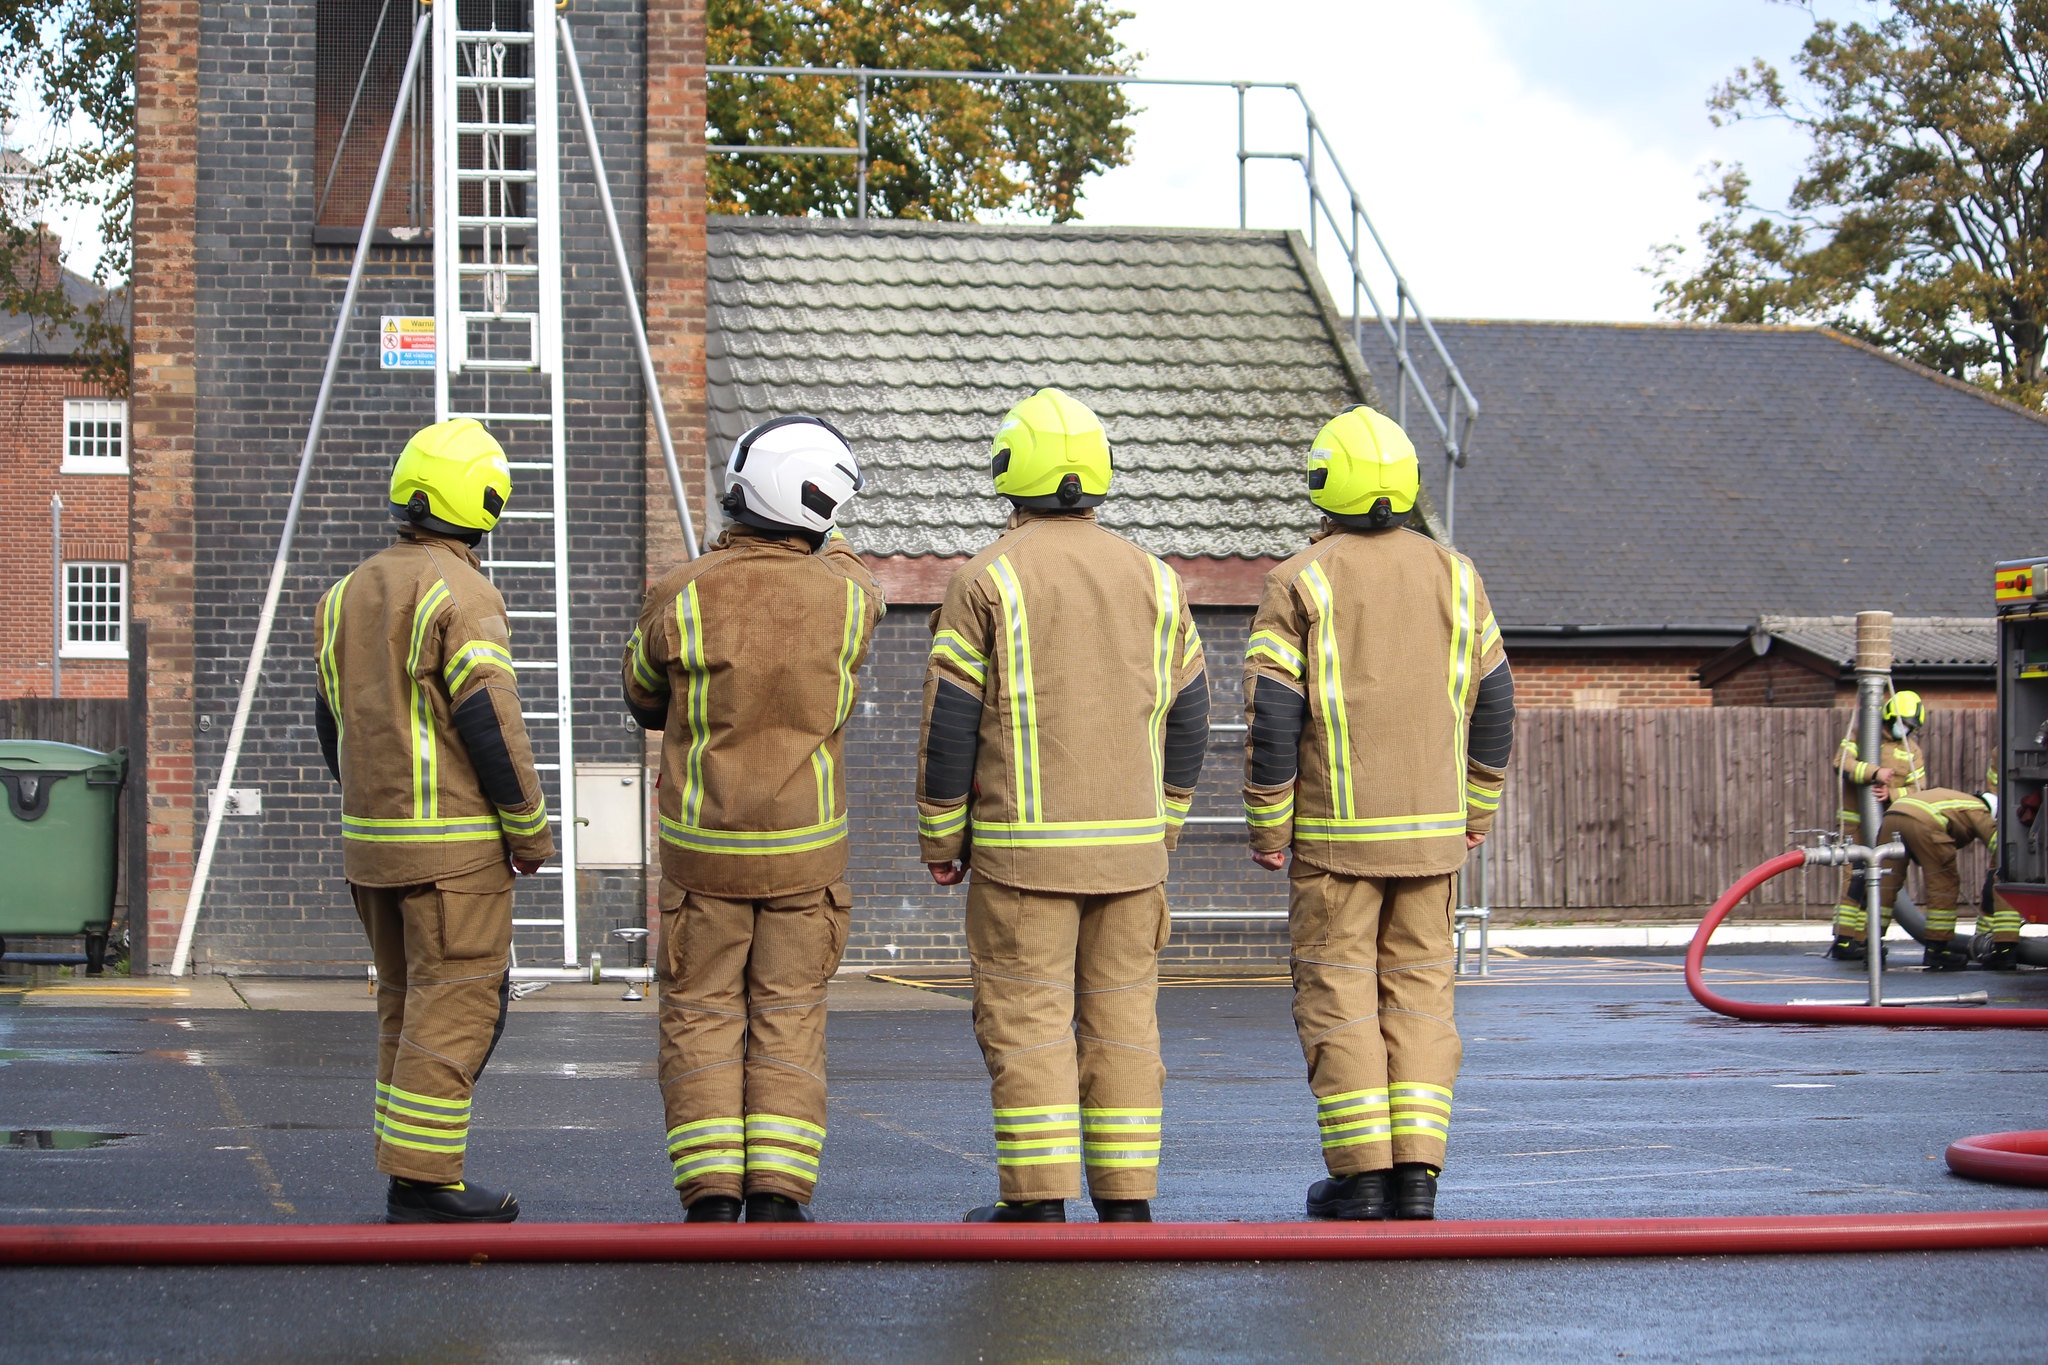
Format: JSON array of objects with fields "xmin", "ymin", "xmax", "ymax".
[
  {"xmin": 389, "ymin": 418, "xmax": 512, "ymax": 541},
  {"xmin": 1883, "ymin": 690, "xmax": 1927, "ymax": 731},
  {"xmin": 991, "ymin": 387, "xmax": 1113, "ymax": 509},
  {"xmin": 1308, "ymin": 404, "xmax": 1419, "ymax": 530}
]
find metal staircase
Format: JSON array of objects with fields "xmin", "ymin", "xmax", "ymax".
[{"xmin": 432, "ymin": 0, "xmax": 579, "ymax": 969}]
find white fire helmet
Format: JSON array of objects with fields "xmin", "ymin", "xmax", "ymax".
[{"xmin": 721, "ymin": 415, "xmax": 864, "ymax": 538}]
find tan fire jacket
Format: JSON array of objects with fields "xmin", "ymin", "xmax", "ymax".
[
  {"xmin": 1242, "ymin": 524, "xmax": 1510, "ymax": 879},
  {"xmin": 624, "ymin": 527, "xmax": 884, "ymax": 900},
  {"xmin": 1835, "ymin": 734, "xmax": 1926, "ymax": 825},
  {"xmin": 313, "ymin": 529, "xmax": 555, "ymax": 888},
  {"xmin": 915, "ymin": 509, "xmax": 1209, "ymax": 896},
  {"xmin": 1888, "ymin": 787, "xmax": 1994, "ymax": 850}
]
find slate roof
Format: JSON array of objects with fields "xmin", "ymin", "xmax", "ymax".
[
  {"xmin": 1753, "ymin": 615, "xmax": 1995, "ymax": 670},
  {"xmin": 0, "ymin": 266, "xmax": 107, "ymax": 358},
  {"xmin": 706, "ymin": 218, "xmax": 1373, "ymax": 559},
  {"xmin": 1355, "ymin": 320, "xmax": 2048, "ymax": 632}
]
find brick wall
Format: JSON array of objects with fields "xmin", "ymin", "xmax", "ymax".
[
  {"xmin": 1709, "ymin": 654, "xmax": 1838, "ymax": 707},
  {"xmin": 839, "ymin": 604, "xmax": 1288, "ymax": 968},
  {"xmin": 170, "ymin": 0, "xmax": 654, "ymax": 973},
  {"xmin": 1511, "ymin": 648, "xmax": 1714, "ymax": 708},
  {"xmin": 0, "ymin": 364, "xmax": 130, "ymax": 698}
]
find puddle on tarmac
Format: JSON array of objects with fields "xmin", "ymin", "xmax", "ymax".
[
  {"xmin": 4, "ymin": 1129, "xmax": 136, "ymax": 1151},
  {"xmin": 0, "ymin": 1048, "xmax": 125, "ymax": 1065}
]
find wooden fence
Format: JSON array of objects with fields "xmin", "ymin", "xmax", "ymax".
[
  {"xmin": 0, "ymin": 698, "xmax": 128, "ymax": 751},
  {"xmin": 1490, "ymin": 708, "xmax": 1996, "ymax": 911}
]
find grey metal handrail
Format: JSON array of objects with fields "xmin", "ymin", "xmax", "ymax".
[{"xmin": 707, "ymin": 63, "xmax": 1481, "ymax": 539}]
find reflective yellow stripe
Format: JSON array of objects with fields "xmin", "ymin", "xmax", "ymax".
[
  {"xmin": 1165, "ymin": 791, "xmax": 1192, "ymax": 829},
  {"xmin": 317, "ymin": 574, "xmax": 353, "ymax": 742},
  {"xmin": 667, "ymin": 1119, "xmax": 745, "ymax": 1151},
  {"xmin": 1245, "ymin": 792, "xmax": 1294, "ymax": 827},
  {"xmin": 1300, "ymin": 564, "xmax": 1354, "ymax": 819},
  {"xmin": 379, "ymin": 1081, "xmax": 470, "ymax": 1114},
  {"xmin": 930, "ymin": 630, "xmax": 989, "ymax": 687},
  {"xmin": 443, "ymin": 638, "xmax": 514, "ymax": 695},
  {"xmin": 986, "ymin": 555, "xmax": 1040, "ymax": 821},
  {"xmin": 811, "ymin": 748, "xmax": 834, "ymax": 827},
  {"xmin": 919, "ymin": 805, "xmax": 968, "ymax": 838},
  {"xmin": 1182, "ymin": 623, "xmax": 1203, "ymax": 667},
  {"xmin": 675, "ymin": 583, "xmax": 710, "ymax": 825},
  {"xmin": 1447, "ymin": 558, "xmax": 1477, "ymax": 783},
  {"xmin": 343, "ymin": 814, "xmax": 502, "ymax": 843},
  {"xmin": 835, "ymin": 577, "xmax": 864, "ymax": 727},
  {"xmin": 970, "ymin": 817, "xmax": 1166, "ymax": 847},
  {"xmin": 498, "ymin": 801, "xmax": 549, "ymax": 838},
  {"xmin": 1295, "ymin": 813, "xmax": 1465, "ymax": 842},
  {"xmin": 746, "ymin": 1114, "xmax": 827, "ymax": 1148},
  {"xmin": 1246, "ymin": 629, "xmax": 1306, "ymax": 678},
  {"xmin": 1465, "ymin": 781, "xmax": 1501, "ymax": 812},
  {"xmin": 1147, "ymin": 557, "xmax": 1178, "ymax": 817},
  {"xmin": 1081, "ymin": 1106, "xmax": 1162, "ymax": 1166},
  {"xmin": 627, "ymin": 625, "xmax": 664, "ymax": 692},
  {"xmin": 658, "ymin": 812, "xmax": 848, "ymax": 855},
  {"xmin": 1479, "ymin": 612, "xmax": 1501, "ymax": 655},
  {"xmin": 745, "ymin": 1151, "xmax": 821, "ymax": 1181},
  {"xmin": 408, "ymin": 580, "xmax": 452, "ymax": 819}
]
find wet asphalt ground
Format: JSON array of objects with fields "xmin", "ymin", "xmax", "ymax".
[{"xmin": 2, "ymin": 950, "xmax": 2045, "ymax": 1363}]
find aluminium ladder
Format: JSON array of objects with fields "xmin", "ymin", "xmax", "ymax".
[{"xmin": 432, "ymin": 0, "xmax": 579, "ymax": 968}]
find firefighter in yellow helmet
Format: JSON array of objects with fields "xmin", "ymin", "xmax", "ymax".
[
  {"xmin": 312, "ymin": 418, "xmax": 555, "ymax": 1223},
  {"xmin": 1869, "ymin": 788, "xmax": 1998, "ymax": 970},
  {"xmin": 916, "ymin": 388, "xmax": 1209, "ymax": 1224},
  {"xmin": 1243, "ymin": 405, "xmax": 1512, "ymax": 1221},
  {"xmin": 1829, "ymin": 690, "xmax": 1928, "ymax": 961},
  {"xmin": 623, "ymin": 416, "xmax": 884, "ymax": 1223}
]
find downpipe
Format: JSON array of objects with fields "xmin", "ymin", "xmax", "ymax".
[{"xmin": 4, "ymin": 1211, "xmax": 2048, "ymax": 1266}]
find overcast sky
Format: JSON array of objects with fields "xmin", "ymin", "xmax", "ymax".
[{"xmin": 1074, "ymin": 0, "xmax": 1881, "ymax": 321}]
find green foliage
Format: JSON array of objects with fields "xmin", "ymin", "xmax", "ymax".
[
  {"xmin": 1652, "ymin": 1, "xmax": 2048, "ymax": 408},
  {"xmin": 0, "ymin": 0, "xmax": 132, "ymax": 394},
  {"xmin": 709, "ymin": 0, "xmax": 1138, "ymax": 222}
]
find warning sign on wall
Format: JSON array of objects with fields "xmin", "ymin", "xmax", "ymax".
[{"xmin": 379, "ymin": 316, "xmax": 436, "ymax": 370}]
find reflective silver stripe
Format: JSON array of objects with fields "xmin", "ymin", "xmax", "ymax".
[
  {"xmin": 744, "ymin": 1119, "xmax": 826, "ymax": 1149},
  {"xmin": 672, "ymin": 1150, "xmax": 745, "ymax": 1180},
  {"xmin": 970, "ymin": 819, "xmax": 1165, "ymax": 846},
  {"xmin": 1390, "ymin": 1115, "xmax": 1450, "ymax": 1137},
  {"xmin": 657, "ymin": 813, "xmax": 847, "ymax": 855}
]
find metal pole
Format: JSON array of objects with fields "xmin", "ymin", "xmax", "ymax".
[
  {"xmin": 1235, "ymin": 83, "xmax": 1247, "ymax": 229},
  {"xmin": 1854, "ymin": 611, "xmax": 1893, "ymax": 1006},
  {"xmin": 49, "ymin": 492, "xmax": 62, "ymax": 699},
  {"xmin": 1304, "ymin": 114, "xmax": 1316, "ymax": 256},
  {"xmin": 559, "ymin": 13, "xmax": 700, "ymax": 560},
  {"xmin": 169, "ymin": 11, "xmax": 431, "ymax": 977},
  {"xmin": 856, "ymin": 73, "xmax": 868, "ymax": 220}
]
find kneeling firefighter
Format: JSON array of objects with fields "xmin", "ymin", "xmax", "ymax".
[
  {"xmin": 313, "ymin": 418, "xmax": 555, "ymax": 1223},
  {"xmin": 1243, "ymin": 405, "xmax": 1513, "ymax": 1221},
  {"xmin": 1830, "ymin": 691, "xmax": 1927, "ymax": 960},
  {"xmin": 624, "ymin": 416, "xmax": 883, "ymax": 1223},
  {"xmin": 1871, "ymin": 788, "xmax": 2010, "ymax": 971},
  {"xmin": 915, "ymin": 388, "xmax": 1209, "ymax": 1224}
]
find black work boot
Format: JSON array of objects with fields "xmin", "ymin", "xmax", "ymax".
[
  {"xmin": 1306, "ymin": 1170, "xmax": 1390, "ymax": 1221},
  {"xmin": 1922, "ymin": 939, "xmax": 1971, "ymax": 971},
  {"xmin": 1828, "ymin": 936, "xmax": 1867, "ymax": 962},
  {"xmin": 1390, "ymin": 1163, "xmax": 1439, "ymax": 1220},
  {"xmin": 683, "ymin": 1194, "xmax": 742, "ymax": 1223},
  {"xmin": 385, "ymin": 1177, "xmax": 519, "ymax": 1224},
  {"xmin": 963, "ymin": 1199, "xmax": 1066, "ymax": 1223},
  {"xmin": 1092, "ymin": 1198, "xmax": 1152, "ymax": 1223},
  {"xmin": 744, "ymin": 1192, "xmax": 814, "ymax": 1223},
  {"xmin": 1982, "ymin": 943, "xmax": 2019, "ymax": 971}
]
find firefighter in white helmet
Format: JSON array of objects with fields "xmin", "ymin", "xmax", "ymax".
[
  {"xmin": 625, "ymin": 415, "xmax": 883, "ymax": 1223},
  {"xmin": 1243, "ymin": 404, "xmax": 1513, "ymax": 1222},
  {"xmin": 915, "ymin": 388, "xmax": 1209, "ymax": 1224},
  {"xmin": 313, "ymin": 417, "xmax": 555, "ymax": 1223}
]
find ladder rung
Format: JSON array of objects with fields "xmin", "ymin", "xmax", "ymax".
[
  {"xmin": 521, "ymin": 711, "xmax": 558, "ymax": 720},
  {"xmin": 513, "ymin": 659, "xmax": 560, "ymax": 670},
  {"xmin": 455, "ymin": 122, "xmax": 537, "ymax": 135},
  {"xmin": 508, "ymin": 461, "xmax": 554, "ymax": 471},
  {"xmin": 483, "ymin": 560, "xmax": 554, "ymax": 569},
  {"xmin": 458, "ymin": 263, "xmax": 541, "ymax": 275},
  {"xmin": 506, "ymin": 610, "xmax": 557, "ymax": 619},
  {"xmin": 458, "ymin": 215, "xmax": 540, "ymax": 228},
  {"xmin": 449, "ymin": 412, "xmax": 553, "ymax": 423},
  {"xmin": 456, "ymin": 76, "xmax": 536, "ymax": 90},
  {"xmin": 457, "ymin": 169, "xmax": 539, "ymax": 183},
  {"xmin": 456, "ymin": 29, "xmax": 536, "ymax": 42},
  {"xmin": 532, "ymin": 763, "xmax": 560, "ymax": 772},
  {"xmin": 461, "ymin": 360, "xmax": 539, "ymax": 373},
  {"xmin": 498, "ymin": 509, "xmax": 554, "ymax": 519},
  {"xmin": 459, "ymin": 310, "xmax": 539, "ymax": 323},
  {"xmin": 513, "ymin": 918, "xmax": 566, "ymax": 927}
]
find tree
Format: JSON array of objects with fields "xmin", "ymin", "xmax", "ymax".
[
  {"xmin": 0, "ymin": 0, "xmax": 131, "ymax": 394},
  {"xmin": 709, "ymin": 0, "xmax": 1138, "ymax": 222},
  {"xmin": 1652, "ymin": 1, "xmax": 2048, "ymax": 408}
]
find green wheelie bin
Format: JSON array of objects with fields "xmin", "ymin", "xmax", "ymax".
[{"xmin": 0, "ymin": 741, "xmax": 127, "ymax": 974}]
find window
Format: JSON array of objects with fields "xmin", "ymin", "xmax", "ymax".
[
  {"xmin": 61, "ymin": 562, "xmax": 127, "ymax": 659},
  {"xmin": 62, "ymin": 399, "xmax": 128, "ymax": 473},
  {"xmin": 315, "ymin": 0, "xmax": 433, "ymax": 240}
]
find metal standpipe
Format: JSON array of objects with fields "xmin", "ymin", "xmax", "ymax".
[{"xmin": 1853, "ymin": 610, "xmax": 1890, "ymax": 1006}]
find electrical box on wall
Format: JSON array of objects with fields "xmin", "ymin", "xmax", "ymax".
[{"xmin": 574, "ymin": 765, "xmax": 645, "ymax": 869}]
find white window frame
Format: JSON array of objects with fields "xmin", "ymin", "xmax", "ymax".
[
  {"xmin": 61, "ymin": 398, "xmax": 129, "ymax": 474},
  {"xmin": 60, "ymin": 560, "xmax": 128, "ymax": 659}
]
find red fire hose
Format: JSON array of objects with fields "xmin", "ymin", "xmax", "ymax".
[
  {"xmin": 2, "ymin": 1211, "xmax": 2047, "ymax": 1266},
  {"xmin": 1684, "ymin": 850, "xmax": 2048, "ymax": 1027},
  {"xmin": 1946, "ymin": 1132, "xmax": 2048, "ymax": 1188}
]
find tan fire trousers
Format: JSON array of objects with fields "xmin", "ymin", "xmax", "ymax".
[
  {"xmin": 1874, "ymin": 810, "xmax": 1966, "ymax": 939},
  {"xmin": 657, "ymin": 878, "xmax": 851, "ymax": 1207},
  {"xmin": 351, "ymin": 861, "xmax": 514, "ymax": 1185},
  {"xmin": 967, "ymin": 876, "xmax": 1170, "ymax": 1204},
  {"xmin": 1289, "ymin": 867, "xmax": 1459, "ymax": 1176}
]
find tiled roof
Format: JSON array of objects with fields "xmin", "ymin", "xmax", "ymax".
[
  {"xmin": 706, "ymin": 218, "xmax": 1374, "ymax": 559},
  {"xmin": 1355, "ymin": 320, "xmax": 2048, "ymax": 630},
  {"xmin": 0, "ymin": 267, "xmax": 108, "ymax": 358},
  {"xmin": 1755, "ymin": 615, "xmax": 1995, "ymax": 669}
]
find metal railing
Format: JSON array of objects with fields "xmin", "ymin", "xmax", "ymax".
[{"xmin": 707, "ymin": 64, "xmax": 1481, "ymax": 539}]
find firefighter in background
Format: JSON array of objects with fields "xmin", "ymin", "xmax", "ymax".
[
  {"xmin": 1981, "ymin": 763, "xmax": 2024, "ymax": 968},
  {"xmin": 1243, "ymin": 405, "xmax": 1513, "ymax": 1222},
  {"xmin": 916, "ymin": 388, "xmax": 1209, "ymax": 1224},
  {"xmin": 624, "ymin": 416, "xmax": 883, "ymax": 1223},
  {"xmin": 313, "ymin": 418, "xmax": 555, "ymax": 1224},
  {"xmin": 1869, "ymin": 788, "xmax": 2008, "ymax": 970},
  {"xmin": 1829, "ymin": 691, "xmax": 1928, "ymax": 960}
]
